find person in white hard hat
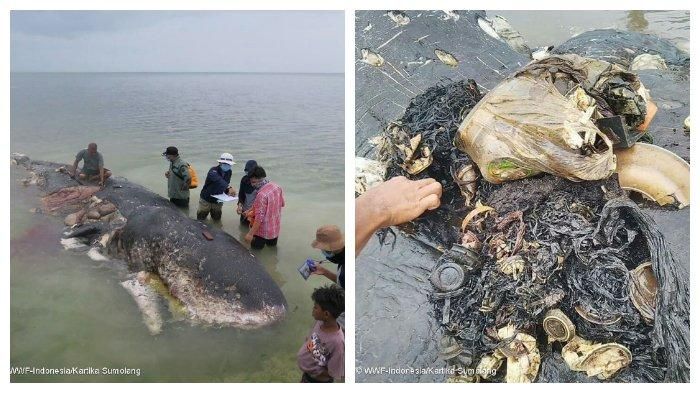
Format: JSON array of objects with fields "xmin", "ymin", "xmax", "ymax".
[{"xmin": 197, "ymin": 152, "xmax": 238, "ymax": 221}]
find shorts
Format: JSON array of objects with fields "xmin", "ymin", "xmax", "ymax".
[
  {"xmin": 300, "ymin": 372, "xmax": 333, "ymax": 383},
  {"xmin": 81, "ymin": 167, "xmax": 109, "ymax": 176},
  {"xmin": 197, "ymin": 198, "xmax": 223, "ymax": 219},
  {"xmin": 251, "ymin": 235, "xmax": 278, "ymax": 250}
]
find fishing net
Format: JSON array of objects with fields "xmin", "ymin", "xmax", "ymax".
[{"xmin": 374, "ymin": 79, "xmax": 488, "ymax": 248}]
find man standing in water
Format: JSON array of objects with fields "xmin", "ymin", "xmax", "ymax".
[
  {"xmin": 244, "ymin": 166, "xmax": 285, "ymax": 249},
  {"xmin": 236, "ymin": 160, "xmax": 258, "ymax": 226},
  {"xmin": 197, "ymin": 152, "xmax": 237, "ymax": 221},
  {"xmin": 70, "ymin": 142, "xmax": 112, "ymax": 186},
  {"xmin": 163, "ymin": 146, "xmax": 191, "ymax": 208}
]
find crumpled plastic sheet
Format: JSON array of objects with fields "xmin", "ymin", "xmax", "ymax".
[{"xmin": 454, "ymin": 54, "xmax": 652, "ymax": 184}]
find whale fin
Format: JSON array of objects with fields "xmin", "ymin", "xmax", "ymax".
[{"xmin": 120, "ymin": 273, "xmax": 164, "ymax": 335}]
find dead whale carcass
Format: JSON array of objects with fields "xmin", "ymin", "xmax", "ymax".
[{"xmin": 12, "ymin": 154, "xmax": 287, "ymax": 332}]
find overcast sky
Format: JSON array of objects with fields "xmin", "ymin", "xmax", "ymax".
[{"xmin": 11, "ymin": 11, "xmax": 344, "ymax": 73}]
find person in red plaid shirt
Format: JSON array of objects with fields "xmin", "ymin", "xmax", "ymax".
[{"xmin": 244, "ymin": 166, "xmax": 285, "ymax": 250}]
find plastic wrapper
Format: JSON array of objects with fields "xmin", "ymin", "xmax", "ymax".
[{"xmin": 455, "ymin": 55, "xmax": 651, "ymax": 184}]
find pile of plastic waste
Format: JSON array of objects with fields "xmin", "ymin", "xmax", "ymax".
[
  {"xmin": 363, "ymin": 55, "xmax": 689, "ymax": 382},
  {"xmin": 432, "ymin": 176, "xmax": 688, "ymax": 382}
]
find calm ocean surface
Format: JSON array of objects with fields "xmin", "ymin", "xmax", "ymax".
[
  {"xmin": 10, "ymin": 72, "xmax": 344, "ymax": 381},
  {"xmin": 489, "ymin": 10, "xmax": 689, "ymax": 52}
]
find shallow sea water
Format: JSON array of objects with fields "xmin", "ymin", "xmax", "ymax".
[{"xmin": 11, "ymin": 72, "xmax": 344, "ymax": 382}]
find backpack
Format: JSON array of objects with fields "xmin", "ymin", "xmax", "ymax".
[
  {"xmin": 173, "ymin": 163, "xmax": 199, "ymax": 189},
  {"xmin": 187, "ymin": 164, "xmax": 199, "ymax": 189}
]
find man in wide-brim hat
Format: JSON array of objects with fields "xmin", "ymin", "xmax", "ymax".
[{"xmin": 311, "ymin": 225, "xmax": 345, "ymax": 289}]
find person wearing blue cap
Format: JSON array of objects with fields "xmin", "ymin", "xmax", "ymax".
[{"xmin": 236, "ymin": 160, "xmax": 258, "ymax": 226}]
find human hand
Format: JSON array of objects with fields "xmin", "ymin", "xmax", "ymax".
[
  {"xmin": 311, "ymin": 263, "xmax": 330, "ymax": 276},
  {"xmin": 165, "ymin": 171, "xmax": 170, "ymax": 179},
  {"xmin": 236, "ymin": 205, "xmax": 243, "ymax": 214},
  {"xmin": 361, "ymin": 176, "xmax": 442, "ymax": 228},
  {"xmin": 245, "ymin": 232, "xmax": 254, "ymax": 243}
]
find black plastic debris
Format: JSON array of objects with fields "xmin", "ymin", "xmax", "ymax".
[
  {"xmin": 374, "ymin": 72, "xmax": 688, "ymax": 382},
  {"xmin": 377, "ymin": 79, "xmax": 484, "ymax": 248},
  {"xmin": 428, "ymin": 176, "xmax": 689, "ymax": 382}
]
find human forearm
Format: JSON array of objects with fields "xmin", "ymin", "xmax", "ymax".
[
  {"xmin": 323, "ymin": 270, "xmax": 337, "ymax": 283},
  {"xmin": 248, "ymin": 220, "xmax": 261, "ymax": 236},
  {"xmin": 310, "ymin": 263, "xmax": 337, "ymax": 283},
  {"xmin": 355, "ymin": 176, "xmax": 443, "ymax": 255},
  {"xmin": 355, "ymin": 194, "xmax": 388, "ymax": 255},
  {"xmin": 244, "ymin": 219, "xmax": 261, "ymax": 243}
]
